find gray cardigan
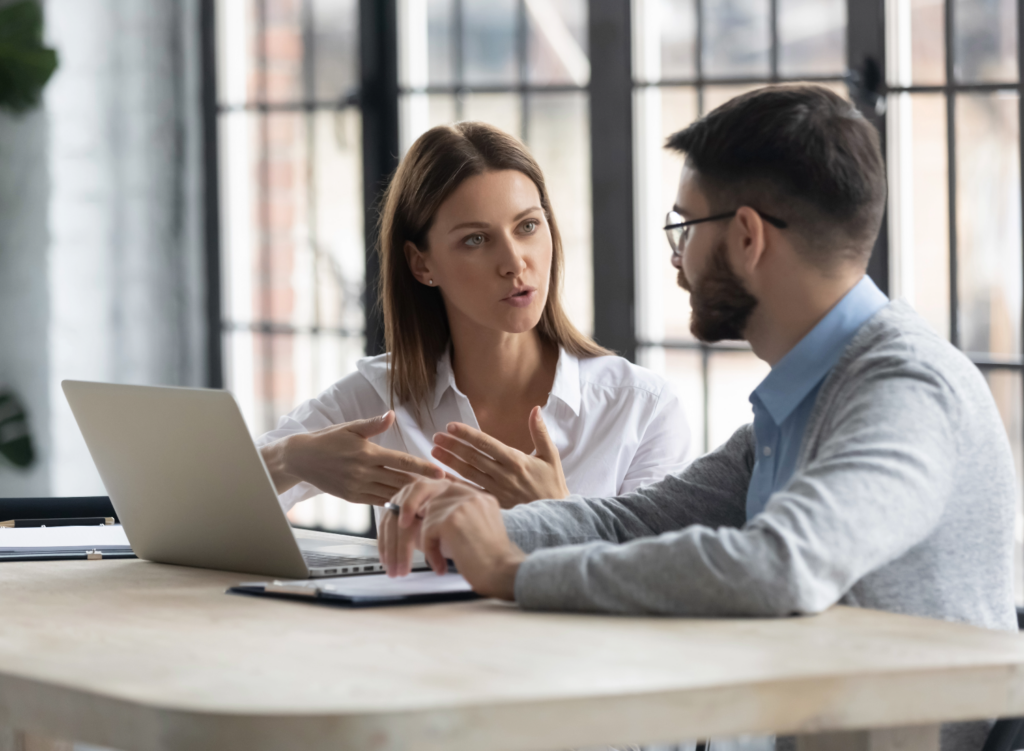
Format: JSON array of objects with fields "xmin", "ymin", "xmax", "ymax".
[
  {"xmin": 505, "ymin": 300, "xmax": 1017, "ymax": 625},
  {"xmin": 503, "ymin": 301, "xmax": 1018, "ymax": 749}
]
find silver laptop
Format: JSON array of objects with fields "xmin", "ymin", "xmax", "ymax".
[{"xmin": 62, "ymin": 380, "xmax": 428, "ymax": 578}]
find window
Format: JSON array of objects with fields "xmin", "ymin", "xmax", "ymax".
[
  {"xmin": 884, "ymin": 0, "xmax": 1024, "ymax": 597},
  {"xmin": 396, "ymin": 0, "xmax": 594, "ymax": 333},
  {"xmin": 632, "ymin": 0, "xmax": 848, "ymax": 452},
  {"xmin": 215, "ymin": 0, "xmax": 371, "ymax": 533}
]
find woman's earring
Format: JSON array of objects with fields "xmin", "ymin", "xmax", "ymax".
[{"xmin": 428, "ymin": 279, "xmax": 435, "ymax": 286}]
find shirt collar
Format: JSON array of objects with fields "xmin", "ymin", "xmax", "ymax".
[
  {"xmin": 432, "ymin": 345, "xmax": 581, "ymax": 415},
  {"xmin": 432, "ymin": 348, "xmax": 457, "ymax": 409},
  {"xmin": 752, "ymin": 275, "xmax": 889, "ymax": 426}
]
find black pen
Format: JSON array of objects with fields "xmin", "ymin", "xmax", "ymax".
[{"xmin": 0, "ymin": 517, "xmax": 114, "ymax": 528}]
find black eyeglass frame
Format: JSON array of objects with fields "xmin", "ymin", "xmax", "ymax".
[{"xmin": 664, "ymin": 209, "xmax": 789, "ymax": 254}]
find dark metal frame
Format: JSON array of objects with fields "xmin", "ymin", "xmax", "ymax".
[{"xmin": 200, "ymin": 0, "xmax": 223, "ymax": 389}]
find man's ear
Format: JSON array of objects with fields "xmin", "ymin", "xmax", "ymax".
[
  {"xmin": 403, "ymin": 240, "xmax": 434, "ymax": 286},
  {"xmin": 731, "ymin": 206, "xmax": 768, "ymax": 277}
]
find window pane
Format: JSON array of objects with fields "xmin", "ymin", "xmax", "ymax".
[
  {"xmin": 635, "ymin": 86, "xmax": 699, "ymax": 345},
  {"xmin": 702, "ymin": 83, "xmax": 764, "ymax": 114},
  {"xmin": 638, "ymin": 347, "xmax": 705, "ymax": 454},
  {"xmin": 288, "ymin": 493, "xmax": 372, "ymax": 535},
  {"xmin": 886, "ymin": 0, "xmax": 945, "ymax": 87},
  {"xmin": 216, "ymin": 0, "xmax": 256, "ymax": 106},
  {"xmin": 310, "ymin": 0, "xmax": 359, "ymax": 102},
  {"xmin": 463, "ymin": 0, "xmax": 520, "ymax": 87},
  {"xmin": 633, "ymin": 0, "xmax": 698, "ymax": 83},
  {"xmin": 887, "ymin": 92, "xmax": 950, "ymax": 339},
  {"xmin": 463, "ymin": 92, "xmax": 523, "ymax": 139},
  {"xmin": 954, "ymin": 0, "xmax": 1017, "ymax": 83},
  {"xmin": 225, "ymin": 329, "xmax": 366, "ymax": 436},
  {"xmin": 262, "ymin": 0, "xmax": 306, "ymax": 103},
  {"xmin": 527, "ymin": 92, "xmax": 593, "ymax": 335},
  {"xmin": 707, "ymin": 350, "xmax": 769, "ymax": 451},
  {"xmin": 311, "ymin": 110, "xmax": 365, "ymax": 333},
  {"xmin": 398, "ymin": 0, "xmax": 457, "ymax": 89},
  {"xmin": 220, "ymin": 108, "xmax": 365, "ymax": 338},
  {"xmin": 777, "ymin": 0, "xmax": 846, "ymax": 77},
  {"xmin": 956, "ymin": 92, "xmax": 1022, "ymax": 357},
  {"xmin": 526, "ymin": 0, "xmax": 589, "ymax": 86},
  {"xmin": 702, "ymin": 0, "xmax": 771, "ymax": 79},
  {"xmin": 983, "ymin": 369, "xmax": 1024, "ymax": 605},
  {"xmin": 400, "ymin": 93, "xmax": 459, "ymax": 154}
]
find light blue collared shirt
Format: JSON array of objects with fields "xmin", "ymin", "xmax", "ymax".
[{"xmin": 745, "ymin": 275, "xmax": 889, "ymax": 520}]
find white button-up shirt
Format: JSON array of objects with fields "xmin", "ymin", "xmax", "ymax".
[{"xmin": 257, "ymin": 348, "xmax": 692, "ymax": 512}]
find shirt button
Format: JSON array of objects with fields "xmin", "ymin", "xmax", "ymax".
[{"xmin": 763, "ymin": 446, "xmax": 773, "ymax": 457}]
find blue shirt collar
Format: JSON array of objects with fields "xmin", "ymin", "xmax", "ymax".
[{"xmin": 751, "ymin": 275, "xmax": 889, "ymax": 426}]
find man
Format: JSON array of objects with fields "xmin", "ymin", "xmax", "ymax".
[{"xmin": 378, "ymin": 85, "xmax": 1018, "ymax": 749}]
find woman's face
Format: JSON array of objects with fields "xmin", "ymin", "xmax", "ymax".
[{"xmin": 409, "ymin": 169, "xmax": 552, "ymax": 336}]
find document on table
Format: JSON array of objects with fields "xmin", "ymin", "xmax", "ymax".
[
  {"xmin": 0, "ymin": 524, "xmax": 132, "ymax": 555},
  {"xmin": 229, "ymin": 570, "xmax": 478, "ymax": 606}
]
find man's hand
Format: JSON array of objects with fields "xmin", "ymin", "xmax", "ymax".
[
  {"xmin": 431, "ymin": 406, "xmax": 569, "ymax": 508},
  {"xmin": 378, "ymin": 479, "xmax": 525, "ymax": 600},
  {"xmin": 260, "ymin": 411, "xmax": 445, "ymax": 505}
]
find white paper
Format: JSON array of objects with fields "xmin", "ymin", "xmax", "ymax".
[
  {"xmin": 269, "ymin": 571, "xmax": 472, "ymax": 600},
  {"xmin": 0, "ymin": 524, "xmax": 131, "ymax": 553}
]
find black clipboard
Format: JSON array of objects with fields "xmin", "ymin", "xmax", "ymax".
[{"xmin": 228, "ymin": 571, "xmax": 479, "ymax": 608}]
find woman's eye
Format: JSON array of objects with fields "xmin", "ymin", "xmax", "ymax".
[
  {"xmin": 521, "ymin": 220, "xmax": 538, "ymax": 233},
  {"xmin": 464, "ymin": 233, "xmax": 485, "ymax": 247}
]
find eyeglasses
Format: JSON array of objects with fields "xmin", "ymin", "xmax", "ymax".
[{"xmin": 663, "ymin": 209, "xmax": 788, "ymax": 255}]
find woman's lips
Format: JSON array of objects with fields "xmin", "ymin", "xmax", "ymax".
[{"xmin": 501, "ymin": 289, "xmax": 536, "ymax": 308}]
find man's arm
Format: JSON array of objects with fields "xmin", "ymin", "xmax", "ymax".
[
  {"xmin": 502, "ymin": 424, "xmax": 754, "ymax": 552},
  {"xmin": 511, "ymin": 364, "xmax": 958, "ymax": 616}
]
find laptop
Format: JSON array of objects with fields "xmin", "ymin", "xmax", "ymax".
[{"xmin": 62, "ymin": 380, "xmax": 429, "ymax": 579}]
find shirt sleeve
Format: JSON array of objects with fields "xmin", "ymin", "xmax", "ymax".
[
  {"xmin": 253, "ymin": 372, "xmax": 383, "ymax": 512},
  {"xmin": 503, "ymin": 423, "xmax": 752, "ymax": 552},
  {"xmin": 510, "ymin": 361, "xmax": 959, "ymax": 616},
  {"xmin": 616, "ymin": 383, "xmax": 694, "ymax": 494}
]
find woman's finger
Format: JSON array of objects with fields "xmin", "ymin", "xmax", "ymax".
[
  {"xmin": 368, "ymin": 444, "xmax": 446, "ymax": 479},
  {"xmin": 431, "ymin": 446, "xmax": 494, "ymax": 489},
  {"xmin": 528, "ymin": 406, "xmax": 559, "ymax": 463},
  {"xmin": 368, "ymin": 467, "xmax": 419, "ymax": 491},
  {"xmin": 444, "ymin": 422, "xmax": 514, "ymax": 462},
  {"xmin": 433, "ymin": 432, "xmax": 499, "ymax": 473}
]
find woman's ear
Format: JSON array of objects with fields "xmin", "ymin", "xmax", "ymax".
[{"xmin": 403, "ymin": 240, "xmax": 435, "ymax": 287}]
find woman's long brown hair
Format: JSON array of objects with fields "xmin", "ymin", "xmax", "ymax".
[{"xmin": 377, "ymin": 121, "xmax": 609, "ymax": 412}]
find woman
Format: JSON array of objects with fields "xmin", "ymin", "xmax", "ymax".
[{"xmin": 257, "ymin": 122, "xmax": 691, "ymax": 520}]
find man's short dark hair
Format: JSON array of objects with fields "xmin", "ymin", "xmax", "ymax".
[{"xmin": 666, "ymin": 84, "xmax": 886, "ymax": 268}]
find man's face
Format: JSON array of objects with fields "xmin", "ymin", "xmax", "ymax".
[{"xmin": 673, "ymin": 166, "xmax": 758, "ymax": 342}]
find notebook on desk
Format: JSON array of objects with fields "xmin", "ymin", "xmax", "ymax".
[{"xmin": 229, "ymin": 570, "xmax": 478, "ymax": 607}]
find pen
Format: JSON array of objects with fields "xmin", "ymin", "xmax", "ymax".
[{"xmin": 0, "ymin": 517, "xmax": 114, "ymax": 528}]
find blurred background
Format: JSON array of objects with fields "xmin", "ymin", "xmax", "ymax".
[{"xmin": 0, "ymin": 0, "xmax": 1021, "ymax": 593}]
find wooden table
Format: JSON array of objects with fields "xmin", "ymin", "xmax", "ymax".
[{"xmin": 2, "ymin": 560, "xmax": 1024, "ymax": 751}]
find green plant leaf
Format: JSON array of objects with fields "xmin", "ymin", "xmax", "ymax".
[
  {"xmin": 0, "ymin": 1, "xmax": 58, "ymax": 113},
  {"xmin": 0, "ymin": 390, "xmax": 35, "ymax": 469}
]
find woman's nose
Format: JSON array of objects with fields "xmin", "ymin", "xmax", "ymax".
[{"xmin": 496, "ymin": 235, "xmax": 528, "ymax": 277}]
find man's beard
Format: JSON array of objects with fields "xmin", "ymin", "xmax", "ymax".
[{"xmin": 677, "ymin": 240, "xmax": 758, "ymax": 342}]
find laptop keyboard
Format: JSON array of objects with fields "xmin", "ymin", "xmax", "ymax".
[{"xmin": 301, "ymin": 551, "xmax": 377, "ymax": 567}]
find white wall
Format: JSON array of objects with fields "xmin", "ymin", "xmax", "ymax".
[
  {"xmin": 0, "ymin": 0, "xmax": 207, "ymax": 498},
  {"xmin": 0, "ymin": 105, "xmax": 51, "ymax": 496}
]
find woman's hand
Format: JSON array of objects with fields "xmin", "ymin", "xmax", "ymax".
[
  {"xmin": 260, "ymin": 411, "xmax": 445, "ymax": 505},
  {"xmin": 379, "ymin": 478, "xmax": 524, "ymax": 600},
  {"xmin": 430, "ymin": 406, "xmax": 569, "ymax": 508}
]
